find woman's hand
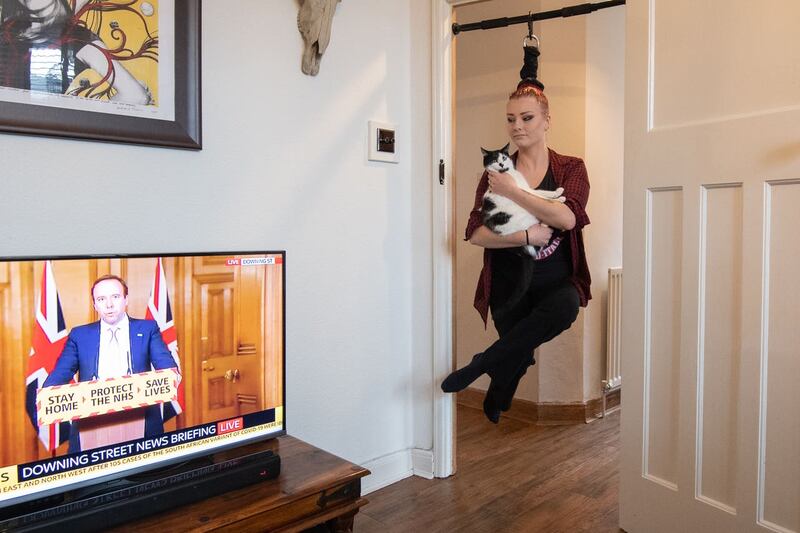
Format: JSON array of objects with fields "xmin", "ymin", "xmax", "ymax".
[
  {"xmin": 528, "ymin": 224, "xmax": 553, "ymax": 247},
  {"xmin": 487, "ymin": 170, "xmax": 519, "ymax": 198}
]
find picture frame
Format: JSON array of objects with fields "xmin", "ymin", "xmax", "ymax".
[{"xmin": 0, "ymin": 0, "xmax": 201, "ymax": 149}]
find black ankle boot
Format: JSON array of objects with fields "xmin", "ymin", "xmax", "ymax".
[
  {"xmin": 497, "ymin": 358, "xmax": 534, "ymax": 411},
  {"xmin": 483, "ymin": 383, "xmax": 501, "ymax": 424},
  {"xmin": 440, "ymin": 354, "xmax": 485, "ymax": 393}
]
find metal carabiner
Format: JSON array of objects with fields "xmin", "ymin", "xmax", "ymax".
[
  {"xmin": 524, "ymin": 11, "xmax": 539, "ymax": 48},
  {"xmin": 523, "ymin": 34, "xmax": 540, "ymax": 48}
]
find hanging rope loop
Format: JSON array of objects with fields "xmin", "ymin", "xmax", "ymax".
[{"xmin": 519, "ymin": 15, "xmax": 544, "ymax": 91}]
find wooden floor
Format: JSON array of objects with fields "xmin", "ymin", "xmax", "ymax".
[{"xmin": 354, "ymin": 404, "xmax": 621, "ymax": 533}]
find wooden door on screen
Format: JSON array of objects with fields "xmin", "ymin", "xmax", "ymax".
[
  {"xmin": 183, "ymin": 256, "xmax": 268, "ymax": 425},
  {"xmin": 0, "ymin": 261, "xmax": 37, "ymax": 464},
  {"xmin": 620, "ymin": 1, "xmax": 800, "ymax": 532}
]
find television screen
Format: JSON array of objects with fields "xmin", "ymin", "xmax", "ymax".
[{"xmin": 0, "ymin": 252, "xmax": 285, "ymax": 508}]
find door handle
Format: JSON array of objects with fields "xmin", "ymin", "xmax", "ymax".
[{"xmin": 224, "ymin": 369, "xmax": 240, "ymax": 382}]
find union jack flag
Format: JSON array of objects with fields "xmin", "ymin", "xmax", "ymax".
[
  {"xmin": 145, "ymin": 258, "xmax": 184, "ymax": 421},
  {"xmin": 25, "ymin": 261, "xmax": 71, "ymax": 452}
]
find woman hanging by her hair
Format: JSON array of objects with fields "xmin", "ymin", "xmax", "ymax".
[{"xmin": 441, "ymin": 77, "xmax": 592, "ymax": 423}]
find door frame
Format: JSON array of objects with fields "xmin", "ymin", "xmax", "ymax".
[{"xmin": 430, "ymin": 0, "xmax": 486, "ymax": 479}]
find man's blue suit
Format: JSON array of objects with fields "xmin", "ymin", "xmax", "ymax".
[{"xmin": 43, "ymin": 317, "xmax": 178, "ymax": 454}]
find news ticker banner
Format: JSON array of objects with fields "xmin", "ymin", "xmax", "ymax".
[
  {"xmin": 36, "ymin": 369, "xmax": 181, "ymax": 426},
  {"xmin": 0, "ymin": 407, "xmax": 284, "ymax": 496}
]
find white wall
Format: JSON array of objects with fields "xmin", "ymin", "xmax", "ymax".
[
  {"xmin": 0, "ymin": 0, "xmax": 434, "ymax": 493},
  {"xmin": 583, "ymin": 8, "xmax": 625, "ymax": 401}
]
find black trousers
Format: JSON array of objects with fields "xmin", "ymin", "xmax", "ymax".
[{"xmin": 484, "ymin": 280, "xmax": 580, "ymax": 404}]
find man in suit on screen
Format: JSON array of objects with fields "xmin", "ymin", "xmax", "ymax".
[{"xmin": 43, "ymin": 274, "xmax": 178, "ymax": 453}]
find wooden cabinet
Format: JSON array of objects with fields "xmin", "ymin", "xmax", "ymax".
[{"xmin": 114, "ymin": 436, "xmax": 370, "ymax": 532}]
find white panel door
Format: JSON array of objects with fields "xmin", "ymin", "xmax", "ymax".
[{"xmin": 620, "ymin": 1, "xmax": 800, "ymax": 532}]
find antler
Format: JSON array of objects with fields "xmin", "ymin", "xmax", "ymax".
[{"xmin": 297, "ymin": 0, "xmax": 341, "ymax": 76}]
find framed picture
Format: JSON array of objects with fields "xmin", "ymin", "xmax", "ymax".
[{"xmin": 0, "ymin": 0, "xmax": 201, "ymax": 149}]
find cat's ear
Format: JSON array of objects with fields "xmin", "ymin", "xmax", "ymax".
[
  {"xmin": 502, "ymin": 143, "xmax": 510, "ymax": 154},
  {"xmin": 480, "ymin": 147, "xmax": 489, "ymax": 156}
]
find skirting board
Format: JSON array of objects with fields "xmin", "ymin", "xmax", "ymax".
[
  {"xmin": 457, "ymin": 387, "xmax": 621, "ymax": 425},
  {"xmin": 360, "ymin": 448, "xmax": 434, "ymax": 495}
]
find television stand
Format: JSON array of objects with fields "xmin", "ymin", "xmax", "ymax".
[{"xmin": 110, "ymin": 436, "xmax": 370, "ymax": 532}]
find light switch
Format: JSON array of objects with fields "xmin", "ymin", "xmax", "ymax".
[
  {"xmin": 368, "ymin": 121, "xmax": 398, "ymax": 163},
  {"xmin": 377, "ymin": 128, "xmax": 395, "ymax": 153}
]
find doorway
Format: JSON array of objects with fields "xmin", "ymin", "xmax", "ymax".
[
  {"xmin": 435, "ymin": 1, "xmax": 800, "ymax": 532},
  {"xmin": 432, "ymin": 0, "xmax": 625, "ymax": 476}
]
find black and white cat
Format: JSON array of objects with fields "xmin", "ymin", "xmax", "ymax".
[{"xmin": 481, "ymin": 144, "xmax": 565, "ymax": 257}]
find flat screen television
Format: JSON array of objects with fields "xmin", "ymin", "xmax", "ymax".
[{"xmin": 0, "ymin": 251, "xmax": 285, "ymax": 515}]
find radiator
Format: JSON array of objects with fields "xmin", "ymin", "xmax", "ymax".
[{"xmin": 604, "ymin": 267, "xmax": 623, "ymax": 391}]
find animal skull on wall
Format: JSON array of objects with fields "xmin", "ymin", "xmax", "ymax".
[{"xmin": 297, "ymin": 0, "xmax": 341, "ymax": 76}]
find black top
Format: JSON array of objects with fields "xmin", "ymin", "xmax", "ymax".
[{"xmin": 489, "ymin": 165, "xmax": 572, "ymax": 319}]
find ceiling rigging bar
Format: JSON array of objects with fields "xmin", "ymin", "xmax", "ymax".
[{"xmin": 452, "ymin": 0, "xmax": 626, "ymax": 35}]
